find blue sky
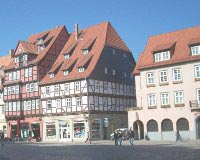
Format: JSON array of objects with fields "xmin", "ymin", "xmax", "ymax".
[{"xmin": 0, "ymin": 0, "xmax": 200, "ymax": 60}]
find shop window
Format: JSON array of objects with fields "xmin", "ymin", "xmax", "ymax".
[
  {"xmin": 73, "ymin": 121, "xmax": 85, "ymax": 138},
  {"xmin": 147, "ymin": 119, "xmax": 158, "ymax": 132},
  {"xmin": 91, "ymin": 119, "xmax": 101, "ymax": 139},
  {"xmin": 161, "ymin": 119, "xmax": 173, "ymax": 131},
  {"xmin": 176, "ymin": 118, "xmax": 189, "ymax": 131},
  {"xmin": 46, "ymin": 122, "xmax": 56, "ymax": 138}
]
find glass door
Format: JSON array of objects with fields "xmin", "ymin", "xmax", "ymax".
[{"xmin": 59, "ymin": 123, "xmax": 71, "ymax": 141}]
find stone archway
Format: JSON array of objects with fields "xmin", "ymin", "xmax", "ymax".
[
  {"xmin": 133, "ymin": 120, "xmax": 144, "ymax": 140},
  {"xmin": 196, "ymin": 116, "xmax": 200, "ymax": 139}
]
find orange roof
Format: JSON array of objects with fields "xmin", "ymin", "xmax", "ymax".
[
  {"xmin": 62, "ymin": 42, "xmax": 77, "ymax": 55},
  {"xmin": 40, "ymin": 22, "xmax": 131, "ymax": 85},
  {"xmin": 134, "ymin": 26, "xmax": 200, "ymax": 74},
  {"xmin": 49, "ymin": 61, "xmax": 63, "ymax": 73},
  {"xmin": 15, "ymin": 41, "xmax": 38, "ymax": 56},
  {"xmin": 0, "ymin": 54, "xmax": 11, "ymax": 68},
  {"xmin": 81, "ymin": 38, "xmax": 96, "ymax": 50},
  {"xmin": 61, "ymin": 58, "xmax": 77, "ymax": 71}
]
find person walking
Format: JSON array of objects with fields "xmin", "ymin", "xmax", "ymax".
[
  {"xmin": 85, "ymin": 131, "xmax": 92, "ymax": 144},
  {"xmin": 176, "ymin": 130, "xmax": 183, "ymax": 142},
  {"xmin": 129, "ymin": 128, "xmax": 134, "ymax": 146},
  {"xmin": 114, "ymin": 131, "xmax": 118, "ymax": 146},
  {"xmin": 1, "ymin": 132, "xmax": 4, "ymax": 146},
  {"xmin": 118, "ymin": 130, "xmax": 123, "ymax": 146}
]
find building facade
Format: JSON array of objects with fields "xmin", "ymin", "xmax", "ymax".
[
  {"xmin": 0, "ymin": 53, "xmax": 11, "ymax": 136},
  {"xmin": 128, "ymin": 26, "xmax": 200, "ymax": 141},
  {"xmin": 3, "ymin": 26, "xmax": 69, "ymax": 140},
  {"xmin": 40, "ymin": 22, "xmax": 136, "ymax": 142}
]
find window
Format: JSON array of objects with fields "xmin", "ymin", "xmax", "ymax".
[
  {"xmin": 197, "ymin": 89, "xmax": 200, "ymax": 105},
  {"xmin": 54, "ymin": 84, "xmax": 59, "ymax": 94},
  {"xmin": 26, "ymin": 84, "xmax": 30, "ymax": 92},
  {"xmin": 94, "ymin": 96, "xmax": 98, "ymax": 106},
  {"xmin": 23, "ymin": 101, "xmax": 27, "ymax": 110},
  {"xmin": 66, "ymin": 98, "xmax": 71, "ymax": 107},
  {"xmin": 73, "ymin": 121, "xmax": 85, "ymax": 138},
  {"xmin": 13, "ymin": 71, "xmax": 16, "ymax": 80},
  {"xmin": 146, "ymin": 72, "xmax": 155, "ymax": 85},
  {"xmin": 46, "ymin": 122, "xmax": 56, "ymax": 137},
  {"xmin": 56, "ymin": 99, "xmax": 61, "ymax": 108},
  {"xmin": 63, "ymin": 70, "xmax": 69, "ymax": 75},
  {"xmin": 32, "ymin": 100, "xmax": 36, "ymax": 109},
  {"xmin": 29, "ymin": 67, "xmax": 32, "ymax": 77},
  {"xmin": 83, "ymin": 49, "xmax": 89, "ymax": 55},
  {"xmin": 13, "ymin": 102, "xmax": 16, "ymax": 111},
  {"xmin": 78, "ymin": 67, "xmax": 85, "ymax": 72},
  {"xmin": 103, "ymin": 97, "xmax": 107, "ymax": 107},
  {"xmin": 15, "ymin": 85, "xmax": 19, "ymax": 94},
  {"xmin": 9, "ymin": 72, "xmax": 13, "ymax": 80},
  {"xmin": 95, "ymin": 81, "xmax": 99, "ymax": 90},
  {"xmin": 147, "ymin": 94, "xmax": 156, "ymax": 106},
  {"xmin": 36, "ymin": 100, "xmax": 40, "ymax": 109},
  {"xmin": 104, "ymin": 67, "xmax": 108, "ymax": 74},
  {"xmin": 1, "ymin": 106, "xmax": 4, "ymax": 114},
  {"xmin": 174, "ymin": 91, "xmax": 184, "ymax": 104},
  {"xmin": 34, "ymin": 83, "xmax": 38, "ymax": 91},
  {"xmin": 112, "ymin": 69, "xmax": 116, "ymax": 76},
  {"xmin": 4, "ymin": 87, "xmax": 7, "ymax": 95},
  {"xmin": 154, "ymin": 51, "xmax": 170, "ymax": 62},
  {"xmin": 47, "ymin": 100, "xmax": 52, "ymax": 109},
  {"xmin": 147, "ymin": 120, "xmax": 158, "ymax": 132},
  {"xmin": 8, "ymin": 87, "xmax": 11, "ymax": 95},
  {"xmin": 195, "ymin": 65, "xmax": 200, "ymax": 79},
  {"xmin": 159, "ymin": 70, "xmax": 168, "ymax": 83},
  {"xmin": 76, "ymin": 97, "xmax": 82, "ymax": 106},
  {"xmin": 64, "ymin": 54, "xmax": 70, "ymax": 59},
  {"xmin": 16, "ymin": 101, "xmax": 20, "ymax": 111},
  {"xmin": 25, "ymin": 68, "xmax": 28, "ymax": 77},
  {"xmin": 191, "ymin": 45, "xmax": 200, "ymax": 55},
  {"xmin": 75, "ymin": 82, "xmax": 80, "ymax": 91},
  {"xmin": 46, "ymin": 86, "xmax": 50, "ymax": 95},
  {"xmin": 50, "ymin": 73, "xmax": 54, "ymax": 78},
  {"xmin": 173, "ymin": 68, "xmax": 182, "ymax": 81},
  {"xmin": 23, "ymin": 55, "xmax": 27, "ymax": 61},
  {"xmin": 161, "ymin": 119, "xmax": 173, "ymax": 131},
  {"xmin": 161, "ymin": 92, "xmax": 170, "ymax": 106},
  {"xmin": 16, "ymin": 70, "xmax": 20, "ymax": 80},
  {"xmin": 15, "ymin": 57, "xmax": 19, "ymax": 63},
  {"xmin": 27, "ymin": 101, "xmax": 31, "ymax": 110},
  {"xmin": 177, "ymin": 118, "xmax": 189, "ymax": 131},
  {"xmin": 11, "ymin": 86, "xmax": 15, "ymax": 94},
  {"xmin": 64, "ymin": 83, "xmax": 69, "ymax": 92},
  {"xmin": 30, "ymin": 83, "xmax": 34, "ymax": 92},
  {"xmin": 103, "ymin": 82, "xmax": 108, "ymax": 91}
]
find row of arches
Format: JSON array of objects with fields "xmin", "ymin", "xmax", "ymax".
[{"xmin": 147, "ymin": 118, "xmax": 189, "ymax": 132}]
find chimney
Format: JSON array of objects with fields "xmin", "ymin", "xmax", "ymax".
[
  {"xmin": 9, "ymin": 49, "xmax": 14, "ymax": 58},
  {"xmin": 75, "ymin": 24, "xmax": 79, "ymax": 42}
]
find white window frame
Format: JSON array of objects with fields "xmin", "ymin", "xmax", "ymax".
[
  {"xmin": 147, "ymin": 94, "xmax": 156, "ymax": 106},
  {"xmin": 76, "ymin": 97, "xmax": 82, "ymax": 106},
  {"xmin": 56, "ymin": 99, "xmax": 61, "ymax": 108},
  {"xmin": 112, "ymin": 69, "xmax": 116, "ymax": 76},
  {"xmin": 64, "ymin": 54, "xmax": 70, "ymax": 59},
  {"xmin": 47, "ymin": 100, "xmax": 52, "ymax": 109},
  {"xmin": 29, "ymin": 67, "xmax": 33, "ymax": 77},
  {"xmin": 27, "ymin": 100, "xmax": 31, "ymax": 110},
  {"xmin": 54, "ymin": 84, "xmax": 59, "ymax": 94},
  {"xmin": 78, "ymin": 67, "xmax": 85, "ymax": 72},
  {"xmin": 16, "ymin": 70, "xmax": 20, "ymax": 80},
  {"xmin": 15, "ymin": 57, "xmax": 19, "ymax": 63},
  {"xmin": 104, "ymin": 67, "xmax": 108, "ymax": 74},
  {"xmin": 197, "ymin": 89, "xmax": 200, "ymax": 106},
  {"xmin": 146, "ymin": 72, "xmax": 155, "ymax": 85},
  {"xmin": 36, "ymin": 100, "xmax": 40, "ymax": 109},
  {"xmin": 75, "ymin": 82, "xmax": 80, "ymax": 91},
  {"xmin": 30, "ymin": 83, "xmax": 34, "ymax": 92},
  {"xmin": 83, "ymin": 49, "xmax": 89, "ymax": 55},
  {"xmin": 103, "ymin": 97, "xmax": 107, "ymax": 107},
  {"xmin": 174, "ymin": 91, "xmax": 184, "ymax": 104},
  {"xmin": 159, "ymin": 70, "xmax": 168, "ymax": 83},
  {"xmin": 191, "ymin": 45, "xmax": 200, "ymax": 56},
  {"xmin": 66, "ymin": 98, "xmax": 71, "ymax": 107},
  {"xmin": 50, "ymin": 73, "xmax": 54, "ymax": 78},
  {"xmin": 25, "ymin": 68, "xmax": 29, "ymax": 78},
  {"xmin": 173, "ymin": 68, "xmax": 182, "ymax": 82},
  {"xmin": 26, "ymin": 84, "xmax": 30, "ymax": 92},
  {"xmin": 63, "ymin": 70, "xmax": 69, "ymax": 75},
  {"xmin": 32, "ymin": 100, "xmax": 36, "ymax": 109},
  {"xmin": 46, "ymin": 86, "xmax": 50, "ymax": 95},
  {"xmin": 195, "ymin": 65, "xmax": 200, "ymax": 79},
  {"xmin": 95, "ymin": 81, "xmax": 99, "ymax": 90},
  {"xmin": 9, "ymin": 72, "xmax": 13, "ymax": 81},
  {"xmin": 23, "ymin": 55, "xmax": 27, "ymax": 61},
  {"xmin": 154, "ymin": 51, "xmax": 170, "ymax": 62},
  {"xmin": 161, "ymin": 92, "xmax": 170, "ymax": 106},
  {"xmin": 64, "ymin": 83, "xmax": 69, "ymax": 92}
]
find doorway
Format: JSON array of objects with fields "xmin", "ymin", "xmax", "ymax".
[
  {"xmin": 133, "ymin": 120, "xmax": 144, "ymax": 140},
  {"xmin": 196, "ymin": 116, "xmax": 200, "ymax": 139},
  {"xmin": 59, "ymin": 123, "xmax": 71, "ymax": 141}
]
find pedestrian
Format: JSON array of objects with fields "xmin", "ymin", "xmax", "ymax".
[
  {"xmin": 1, "ymin": 132, "xmax": 4, "ymax": 146},
  {"xmin": 176, "ymin": 130, "xmax": 183, "ymax": 142},
  {"xmin": 129, "ymin": 128, "xmax": 134, "ymax": 146},
  {"xmin": 85, "ymin": 131, "xmax": 92, "ymax": 144},
  {"xmin": 114, "ymin": 131, "xmax": 118, "ymax": 146},
  {"xmin": 118, "ymin": 130, "xmax": 123, "ymax": 146}
]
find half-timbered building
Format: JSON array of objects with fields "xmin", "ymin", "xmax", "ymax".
[
  {"xmin": 40, "ymin": 22, "xmax": 136, "ymax": 142},
  {"xmin": 3, "ymin": 26, "xmax": 69, "ymax": 140}
]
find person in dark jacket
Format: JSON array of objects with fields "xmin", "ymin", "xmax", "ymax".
[
  {"xmin": 114, "ymin": 131, "xmax": 118, "ymax": 146},
  {"xmin": 118, "ymin": 130, "xmax": 123, "ymax": 146},
  {"xmin": 129, "ymin": 128, "xmax": 134, "ymax": 146},
  {"xmin": 1, "ymin": 132, "xmax": 4, "ymax": 146},
  {"xmin": 176, "ymin": 130, "xmax": 183, "ymax": 142}
]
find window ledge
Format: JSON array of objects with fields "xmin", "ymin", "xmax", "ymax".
[
  {"xmin": 195, "ymin": 78, "xmax": 200, "ymax": 81},
  {"xmin": 175, "ymin": 103, "xmax": 185, "ymax": 107},
  {"xmin": 148, "ymin": 106, "xmax": 157, "ymax": 109},
  {"xmin": 161, "ymin": 105, "xmax": 171, "ymax": 108},
  {"xmin": 159, "ymin": 82, "xmax": 169, "ymax": 86},
  {"xmin": 146, "ymin": 84, "xmax": 156, "ymax": 88},
  {"xmin": 173, "ymin": 80, "xmax": 183, "ymax": 84},
  {"xmin": 128, "ymin": 107, "xmax": 143, "ymax": 111}
]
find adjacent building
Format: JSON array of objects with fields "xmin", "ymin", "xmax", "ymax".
[
  {"xmin": 39, "ymin": 22, "xmax": 136, "ymax": 142},
  {"xmin": 0, "ymin": 53, "xmax": 11, "ymax": 136},
  {"xmin": 128, "ymin": 26, "xmax": 200, "ymax": 141},
  {"xmin": 3, "ymin": 26, "xmax": 69, "ymax": 140}
]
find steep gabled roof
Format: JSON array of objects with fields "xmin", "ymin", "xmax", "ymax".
[
  {"xmin": 0, "ymin": 54, "xmax": 11, "ymax": 69},
  {"xmin": 134, "ymin": 26, "xmax": 200, "ymax": 74},
  {"xmin": 14, "ymin": 41, "xmax": 38, "ymax": 56},
  {"xmin": 40, "ymin": 22, "xmax": 131, "ymax": 85},
  {"xmin": 49, "ymin": 61, "xmax": 63, "ymax": 73}
]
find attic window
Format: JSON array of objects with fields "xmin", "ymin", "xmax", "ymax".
[
  {"xmin": 83, "ymin": 49, "xmax": 89, "ymax": 55},
  {"xmin": 40, "ymin": 45, "xmax": 45, "ymax": 51},
  {"xmin": 78, "ymin": 67, "xmax": 85, "ymax": 72},
  {"xmin": 191, "ymin": 45, "xmax": 200, "ymax": 56},
  {"xmin": 15, "ymin": 57, "xmax": 19, "ymax": 63},
  {"xmin": 154, "ymin": 51, "xmax": 170, "ymax": 62},
  {"xmin": 50, "ymin": 73, "xmax": 55, "ymax": 78},
  {"xmin": 64, "ymin": 54, "xmax": 70, "ymax": 59},
  {"xmin": 37, "ymin": 38, "xmax": 44, "ymax": 45},
  {"xmin": 63, "ymin": 70, "xmax": 69, "ymax": 75}
]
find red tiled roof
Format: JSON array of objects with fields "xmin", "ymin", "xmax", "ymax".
[
  {"xmin": 15, "ymin": 41, "xmax": 38, "ymax": 56},
  {"xmin": 188, "ymin": 37, "xmax": 200, "ymax": 46},
  {"xmin": 0, "ymin": 54, "xmax": 11, "ymax": 68},
  {"xmin": 134, "ymin": 26, "xmax": 200, "ymax": 74},
  {"xmin": 40, "ymin": 22, "xmax": 130, "ymax": 85},
  {"xmin": 61, "ymin": 58, "xmax": 78, "ymax": 71},
  {"xmin": 152, "ymin": 42, "xmax": 176, "ymax": 52},
  {"xmin": 62, "ymin": 42, "xmax": 77, "ymax": 55},
  {"xmin": 81, "ymin": 38, "xmax": 96, "ymax": 50},
  {"xmin": 49, "ymin": 61, "xmax": 63, "ymax": 73},
  {"xmin": 77, "ymin": 54, "xmax": 93, "ymax": 68}
]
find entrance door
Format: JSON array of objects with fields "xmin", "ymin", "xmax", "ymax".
[
  {"xmin": 59, "ymin": 123, "xmax": 71, "ymax": 141},
  {"xmin": 196, "ymin": 117, "xmax": 200, "ymax": 139},
  {"xmin": 133, "ymin": 120, "xmax": 144, "ymax": 140}
]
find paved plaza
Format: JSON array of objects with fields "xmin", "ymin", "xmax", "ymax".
[{"xmin": 0, "ymin": 140, "xmax": 200, "ymax": 160}]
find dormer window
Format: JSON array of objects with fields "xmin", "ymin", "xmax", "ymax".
[
  {"xmin": 83, "ymin": 49, "xmax": 89, "ymax": 55},
  {"xmin": 40, "ymin": 45, "xmax": 45, "ymax": 50},
  {"xmin": 37, "ymin": 38, "xmax": 44, "ymax": 45},
  {"xmin": 191, "ymin": 45, "xmax": 200, "ymax": 56},
  {"xmin": 63, "ymin": 70, "xmax": 69, "ymax": 75},
  {"xmin": 50, "ymin": 73, "xmax": 54, "ymax": 78},
  {"xmin": 64, "ymin": 54, "xmax": 70, "ymax": 59},
  {"xmin": 23, "ymin": 55, "xmax": 27, "ymax": 61},
  {"xmin": 154, "ymin": 51, "xmax": 170, "ymax": 62},
  {"xmin": 78, "ymin": 67, "xmax": 85, "ymax": 72},
  {"xmin": 15, "ymin": 57, "xmax": 19, "ymax": 63}
]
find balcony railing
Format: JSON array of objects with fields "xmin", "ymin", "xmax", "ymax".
[{"xmin": 190, "ymin": 100, "xmax": 200, "ymax": 111}]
